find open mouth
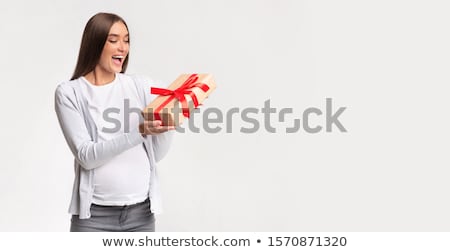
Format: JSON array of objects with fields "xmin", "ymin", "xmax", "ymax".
[{"xmin": 112, "ymin": 55, "xmax": 124, "ymax": 65}]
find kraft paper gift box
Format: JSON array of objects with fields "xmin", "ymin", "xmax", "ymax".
[{"xmin": 143, "ymin": 73, "xmax": 217, "ymax": 126}]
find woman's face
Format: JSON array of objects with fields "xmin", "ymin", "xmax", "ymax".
[{"xmin": 97, "ymin": 21, "xmax": 129, "ymax": 74}]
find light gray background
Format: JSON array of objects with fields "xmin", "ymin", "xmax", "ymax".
[{"xmin": 0, "ymin": 0, "xmax": 449, "ymax": 231}]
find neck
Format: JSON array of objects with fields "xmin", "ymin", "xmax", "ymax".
[{"xmin": 84, "ymin": 67, "xmax": 115, "ymax": 86}]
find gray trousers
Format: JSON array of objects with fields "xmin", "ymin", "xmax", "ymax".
[{"xmin": 70, "ymin": 198, "xmax": 155, "ymax": 232}]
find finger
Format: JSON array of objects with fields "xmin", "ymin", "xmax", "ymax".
[
  {"xmin": 144, "ymin": 120, "xmax": 162, "ymax": 128},
  {"xmin": 151, "ymin": 120, "xmax": 162, "ymax": 127},
  {"xmin": 152, "ymin": 126, "xmax": 175, "ymax": 134},
  {"xmin": 159, "ymin": 126, "xmax": 175, "ymax": 132}
]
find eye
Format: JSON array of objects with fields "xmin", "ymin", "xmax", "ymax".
[{"xmin": 109, "ymin": 40, "xmax": 118, "ymax": 43}]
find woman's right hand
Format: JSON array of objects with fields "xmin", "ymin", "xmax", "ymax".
[{"xmin": 139, "ymin": 120, "xmax": 175, "ymax": 136}]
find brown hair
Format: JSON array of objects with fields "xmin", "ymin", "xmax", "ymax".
[{"xmin": 71, "ymin": 13, "xmax": 129, "ymax": 80}]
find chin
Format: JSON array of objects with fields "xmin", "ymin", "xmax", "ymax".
[{"xmin": 112, "ymin": 67, "xmax": 122, "ymax": 73}]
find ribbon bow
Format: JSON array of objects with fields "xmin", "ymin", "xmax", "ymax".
[{"xmin": 150, "ymin": 74, "xmax": 210, "ymax": 121}]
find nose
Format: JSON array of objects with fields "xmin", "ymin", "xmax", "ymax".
[{"xmin": 118, "ymin": 41, "xmax": 127, "ymax": 52}]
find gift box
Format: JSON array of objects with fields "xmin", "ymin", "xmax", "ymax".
[{"xmin": 143, "ymin": 73, "xmax": 216, "ymax": 126}]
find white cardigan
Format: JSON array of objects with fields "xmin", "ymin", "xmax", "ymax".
[{"xmin": 54, "ymin": 73, "xmax": 173, "ymax": 219}]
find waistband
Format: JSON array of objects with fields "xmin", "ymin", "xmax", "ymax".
[{"xmin": 91, "ymin": 198, "xmax": 150, "ymax": 210}]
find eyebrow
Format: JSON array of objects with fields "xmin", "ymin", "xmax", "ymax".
[{"xmin": 108, "ymin": 33, "xmax": 129, "ymax": 37}]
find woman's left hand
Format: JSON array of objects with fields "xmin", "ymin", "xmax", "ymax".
[{"xmin": 139, "ymin": 120, "xmax": 175, "ymax": 136}]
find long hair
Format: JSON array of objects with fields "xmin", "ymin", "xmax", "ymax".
[{"xmin": 71, "ymin": 13, "xmax": 129, "ymax": 80}]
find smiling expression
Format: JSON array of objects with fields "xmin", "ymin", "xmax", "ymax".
[{"xmin": 97, "ymin": 21, "xmax": 129, "ymax": 75}]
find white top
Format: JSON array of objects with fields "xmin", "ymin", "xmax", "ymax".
[{"xmin": 80, "ymin": 74, "xmax": 150, "ymax": 206}]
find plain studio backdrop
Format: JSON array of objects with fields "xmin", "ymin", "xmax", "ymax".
[{"xmin": 0, "ymin": 0, "xmax": 449, "ymax": 231}]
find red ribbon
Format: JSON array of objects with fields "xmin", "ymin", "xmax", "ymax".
[{"xmin": 150, "ymin": 74, "xmax": 210, "ymax": 121}]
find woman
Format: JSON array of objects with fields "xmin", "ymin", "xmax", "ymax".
[{"xmin": 54, "ymin": 12, "xmax": 174, "ymax": 232}]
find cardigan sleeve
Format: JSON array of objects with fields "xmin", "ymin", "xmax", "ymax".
[{"xmin": 54, "ymin": 84, "xmax": 145, "ymax": 170}]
